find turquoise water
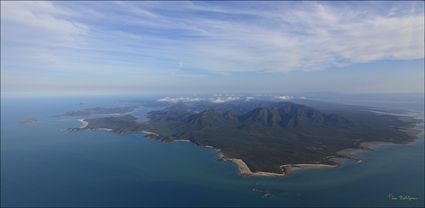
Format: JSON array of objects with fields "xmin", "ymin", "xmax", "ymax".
[{"xmin": 1, "ymin": 96, "xmax": 424, "ymax": 207}]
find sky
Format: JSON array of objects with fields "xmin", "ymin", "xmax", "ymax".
[{"xmin": 1, "ymin": 1, "xmax": 424, "ymax": 96}]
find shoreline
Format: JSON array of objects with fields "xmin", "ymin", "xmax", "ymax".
[
  {"xmin": 98, "ymin": 128, "xmax": 113, "ymax": 132},
  {"xmin": 141, "ymin": 130, "xmax": 159, "ymax": 137},
  {"xmin": 216, "ymin": 151, "xmax": 285, "ymax": 176},
  {"xmin": 73, "ymin": 116, "xmax": 423, "ymax": 177},
  {"xmin": 281, "ymin": 163, "xmax": 337, "ymax": 173},
  {"xmin": 337, "ymin": 124, "xmax": 424, "ymax": 162},
  {"xmin": 79, "ymin": 119, "xmax": 88, "ymax": 128},
  {"xmin": 77, "ymin": 119, "xmax": 112, "ymax": 132},
  {"xmin": 216, "ymin": 124, "xmax": 422, "ymax": 177},
  {"xmin": 217, "ymin": 150, "xmax": 339, "ymax": 177},
  {"xmin": 174, "ymin": 139, "xmax": 191, "ymax": 142}
]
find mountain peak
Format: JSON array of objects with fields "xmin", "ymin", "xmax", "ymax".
[
  {"xmin": 238, "ymin": 103, "xmax": 348, "ymax": 128},
  {"xmin": 238, "ymin": 107, "xmax": 281, "ymax": 127}
]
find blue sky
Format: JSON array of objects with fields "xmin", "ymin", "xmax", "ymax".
[{"xmin": 1, "ymin": 1, "xmax": 424, "ymax": 96}]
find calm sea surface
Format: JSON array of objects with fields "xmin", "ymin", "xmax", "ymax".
[{"xmin": 1, "ymin": 95, "xmax": 424, "ymax": 207}]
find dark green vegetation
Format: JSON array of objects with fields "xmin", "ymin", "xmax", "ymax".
[
  {"xmin": 64, "ymin": 106, "xmax": 138, "ymax": 116},
  {"xmin": 70, "ymin": 100, "xmax": 420, "ymax": 174}
]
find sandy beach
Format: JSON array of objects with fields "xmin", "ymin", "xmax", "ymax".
[
  {"xmin": 99, "ymin": 128, "xmax": 113, "ymax": 132},
  {"xmin": 174, "ymin": 139, "xmax": 191, "ymax": 142},
  {"xmin": 76, "ymin": 119, "xmax": 111, "ymax": 131},
  {"xmin": 281, "ymin": 163, "xmax": 337, "ymax": 173},
  {"xmin": 79, "ymin": 119, "xmax": 88, "ymax": 128},
  {"xmin": 212, "ymin": 146, "xmax": 347, "ymax": 177},
  {"xmin": 225, "ymin": 158, "xmax": 286, "ymax": 176},
  {"xmin": 221, "ymin": 154, "xmax": 340, "ymax": 177},
  {"xmin": 141, "ymin": 130, "xmax": 159, "ymax": 136}
]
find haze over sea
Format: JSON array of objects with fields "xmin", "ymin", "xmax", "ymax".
[{"xmin": 1, "ymin": 93, "xmax": 423, "ymax": 207}]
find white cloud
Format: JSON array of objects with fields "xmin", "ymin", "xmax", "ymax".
[
  {"xmin": 158, "ymin": 96, "xmax": 244, "ymax": 103},
  {"xmin": 1, "ymin": 1, "xmax": 87, "ymax": 45},
  {"xmin": 1, "ymin": 1, "xmax": 88, "ymax": 70},
  {"xmin": 179, "ymin": 3, "xmax": 424, "ymax": 73},
  {"xmin": 2, "ymin": 1, "xmax": 423, "ymax": 74},
  {"xmin": 275, "ymin": 96, "xmax": 307, "ymax": 100},
  {"xmin": 245, "ymin": 96, "xmax": 255, "ymax": 101},
  {"xmin": 79, "ymin": 1, "xmax": 422, "ymax": 74},
  {"xmin": 208, "ymin": 96, "xmax": 241, "ymax": 103},
  {"xmin": 275, "ymin": 96, "xmax": 295, "ymax": 100},
  {"xmin": 1, "ymin": 1, "xmax": 424, "ymax": 93},
  {"xmin": 158, "ymin": 97, "xmax": 202, "ymax": 103}
]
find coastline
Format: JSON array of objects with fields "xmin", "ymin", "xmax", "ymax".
[
  {"xmin": 77, "ymin": 119, "xmax": 112, "ymax": 131},
  {"xmin": 217, "ymin": 150, "xmax": 339, "ymax": 177},
  {"xmin": 281, "ymin": 163, "xmax": 337, "ymax": 173},
  {"xmin": 141, "ymin": 130, "xmax": 159, "ymax": 137},
  {"xmin": 79, "ymin": 119, "xmax": 88, "ymax": 128},
  {"xmin": 99, "ymin": 128, "xmax": 113, "ymax": 132},
  {"xmin": 334, "ymin": 124, "xmax": 424, "ymax": 166},
  {"xmin": 174, "ymin": 139, "xmax": 191, "ymax": 142},
  {"xmin": 142, "ymin": 123, "xmax": 423, "ymax": 177},
  {"xmin": 401, "ymin": 127, "xmax": 422, "ymax": 139},
  {"xmin": 216, "ymin": 124, "xmax": 422, "ymax": 177},
  {"xmin": 72, "ymin": 113, "xmax": 423, "ymax": 177},
  {"xmin": 217, "ymin": 151, "xmax": 286, "ymax": 176}
]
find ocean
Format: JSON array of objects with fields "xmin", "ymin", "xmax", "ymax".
[{"xmin": 1, "ymin": 95, "xmax": 424, "ymax": 207}]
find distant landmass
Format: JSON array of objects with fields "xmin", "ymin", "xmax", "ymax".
[
  {"xmin": 63, "ymin": 106, "xmax": 138, "ymax": 116},
  {"xmin": 68, "ymin": 98, "xmax": 421, "ymax": 176},
  {"xmin": 18, "ymin": 118, "xmax": 38, "ymax": 125}
]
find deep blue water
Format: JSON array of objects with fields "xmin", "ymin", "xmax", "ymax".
[{"xmin": 1, "ymin": 95, "xmax": 424, "ymax": 207}]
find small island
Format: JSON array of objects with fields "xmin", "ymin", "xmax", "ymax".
[
  {"xmin": 18, "ymin": 118, "xmax": 38, "ymax": 125},
  {"xmin": 68, "ymin": 99, "xmax": 421, "ymax": 176}
]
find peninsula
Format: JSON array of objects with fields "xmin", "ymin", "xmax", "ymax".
[{"xmin": 64, "ymin": 106, "xmax": 138, "ymax": 117}]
